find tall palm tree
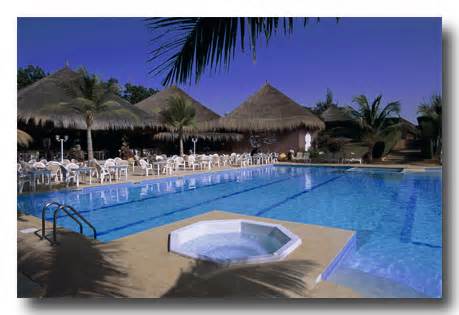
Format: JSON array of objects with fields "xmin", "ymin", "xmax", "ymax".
[
  {"xmin": 314, "ymin": 88, "xmax": 336, "ymax": 114},
  {"xmin": 159, "ymin": 96, "xmax": 196, "ymax": 156},
  {"xmin": 146, "ymin": 18, "xmax": 338, "ymax": 85},
  {"xmin": 350, "ymin": 95, "xmax": 401, "ymax": 161},
  {"xmin": 65, "ymin": 71, "xmax": 123, "ymax": 161},
  {"xmin": 418, "ymin": 94, "xmax": 442, "ymax": 156}
]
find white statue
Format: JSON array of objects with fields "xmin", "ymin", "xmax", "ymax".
[{"xmin": 304, "ymin": 132, "xmax": 312, "ymax": 152}]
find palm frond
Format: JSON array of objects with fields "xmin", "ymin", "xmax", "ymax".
[
  {"xmin": 70, "ymin": 97, "xmax": 96, "ymax": 110},
  {"xmin": 352, "ymin": 94, "xmax": 401, "ymax": 136},
  {"xmin": 146, "ymin": 17, "xmax": 332, "ymax": 85},
  {"xmin": 379, "ymin": 122, "xmax": 402, "ymax": 137},
  {"xmin": 418, "ymin": 104, "xmax": 433, "ymax": 116},
  {"xmin": 418, "ymin": 94, "xmax": 442, "ymax": 120},
  {"xmin": 160, "ymin": 96, "xmax": 197, "ymax": 131},
  {"xmin": 370, "ymin": 95, "xmax": 382, "ymax": 122},
  {"xmin": 97, "ymin": 100, "xmax": 122, "ymax": 113},
  {"xmin": 377, "ymin": 101, "xmax": 400, "ymax": 123},
  {"xmin": 352, "ymin": 95, "xmax": 370, "ymax": 122},
  {"xmin": 17, "ymin": 129, "xmax": 33, "ymax": 147}
]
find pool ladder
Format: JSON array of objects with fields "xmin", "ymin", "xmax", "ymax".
[{"xmin": 40, "ymin": 201, "xmax": 97, "ymax": 245}]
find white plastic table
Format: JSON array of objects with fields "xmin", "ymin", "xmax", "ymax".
[{"xmin": 74, "ymin": 167, "xmax": 95, "ymax": 187}]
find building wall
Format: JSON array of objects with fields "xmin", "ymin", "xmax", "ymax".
[{"xmin": 230, "ymin": 128, "xmax": 317, "ymax": 153}]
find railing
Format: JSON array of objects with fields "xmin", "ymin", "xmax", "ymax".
[{"xmin": 41, "ymin": 201, "xmax": 97, "ymax": 245}]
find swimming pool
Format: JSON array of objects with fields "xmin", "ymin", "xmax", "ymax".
[{"xmin": 17, "ymin": 165, "xmax": 442, "ymax": 298}]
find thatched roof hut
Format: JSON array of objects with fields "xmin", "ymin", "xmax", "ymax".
[
  {"xmin": 320, "ymin": 105, "xmax": 355, "ymax": 123},
  {"xmin": 134, "ymin": 86, "xmax": 220, "ymax": 125},
  {"xmin": 213, "ymin": 83, "xmax": 325, "ymax": 132},
  {"xmin": 17, "ymin": 67, "xmax": 156, "ymax": 130}
]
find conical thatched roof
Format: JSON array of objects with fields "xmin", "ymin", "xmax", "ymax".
[
  {"xmin": 387, "ymin": 117, "xmax": 419, "ymax": 135},
  {"xmin": 134, "ymin": 86, "xmax": 220, "ymax": 125},
  {"xmin": 17, "ymin": 67, "xmax": 156, "ymax": 130},
  {"xmin": 321, "ymin": 105, "xmax": 355, "ymax": 123},
  {"xmin": 212, "ymin": 83, "xmax": 325, "ymax": 131}
]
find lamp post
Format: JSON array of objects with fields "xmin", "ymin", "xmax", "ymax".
[
  {"xmin": 55, "ymin": 135, "xmax": 69, "ymax": 163},
  {"xmin": 191, "ymin": 137, "xmax": 198, "ymax": 155}
]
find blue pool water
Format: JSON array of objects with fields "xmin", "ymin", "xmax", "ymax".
[
  {"xmin": 17, "ymin": 165, "xmax": 442, "ymax": 297},
  {"xmin": 179, "ymin": 232, "xmax": 281, "ymax": 261},
  {"xmin": 347, "ymin": 167, "xmax": 403, "ymax": 173}
]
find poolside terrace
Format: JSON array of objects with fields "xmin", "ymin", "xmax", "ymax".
[
  {"xmin": 18, "ymin": 155, "xmax": 436, "ymax": 195},
  {"xmin": 18, "ymin": 210, "xmax": 359, "ymax": 298}
]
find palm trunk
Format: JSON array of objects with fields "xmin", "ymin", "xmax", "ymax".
[
  {"xmin": 87, "ymin": 127, "xmax": 94, "ymax": 161},
  {"xmin": 367, "ymin": 143, "xmax": 374, "ymax": 163},
  {"xmin": 179, "ymin": 129, "xmax": 184, "ymax": 156}
]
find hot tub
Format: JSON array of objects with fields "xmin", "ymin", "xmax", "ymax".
[{"xmin": 169, "ymin": 219, "xmax": 302, "ymax": 264}]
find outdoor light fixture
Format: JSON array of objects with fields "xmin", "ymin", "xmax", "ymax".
[
  {"xmin": 55, "ymin": 135, "xmax": 69, "ymax": 163},
  {"xmin": 191, "ymin": 137, "xmax": 198, "ymax": 155}
]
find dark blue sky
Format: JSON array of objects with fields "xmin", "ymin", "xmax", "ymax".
[{"xmin": 18, "ymin": 17, "xmax": 442, "ymax": 123}]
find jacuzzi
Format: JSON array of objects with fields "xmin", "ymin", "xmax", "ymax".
[{"xmin": 169, "ymin": 219, "xmax": 302, "ymax": 265}]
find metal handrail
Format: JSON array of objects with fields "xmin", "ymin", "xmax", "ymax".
[
  {"xmin": 40, "ymin": 201, "xmax": 97, "ymax": 244},
  {"xmin": 52, "ymin": 206, "xmax": 84, "ymax": 243},
  {"xmin": 55, "ymin": 204, "xmax": 97, "ymax": 241},
  {"xmin": 41, "ymin": 201, "xmax": 61, "ymax": 240}
]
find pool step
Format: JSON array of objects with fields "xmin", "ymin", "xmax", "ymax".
[{"xmin": 327, "ymin": 267, "xmax": 428, "ymax": 298}]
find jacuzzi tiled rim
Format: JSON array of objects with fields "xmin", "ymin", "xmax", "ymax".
[{"xmin": 169, "ymin": 219, "xmax": 302, "ymax": 264}]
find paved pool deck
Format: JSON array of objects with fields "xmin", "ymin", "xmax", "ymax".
[
  {"xmin": 18, "ymin": 161, "xmax": 439, "ymax": 195},
  {"xmin": 17, "ymin": 211, "xmax": 359, "ymax": 298},
  {"xmin": 276, "ymin": 161, "xmax": 438, "ymax": 170}
]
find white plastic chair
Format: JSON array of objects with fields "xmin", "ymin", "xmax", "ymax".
[
  {"xmin": 199, "ymin": 155, "xmax": 212, "ymax": 170},
  {"xmin": 220, "ymin": 155, "xmax": 229, "ymax": 167},
  {"xmin": 116, "ymin": 159, "xmax": 129, "ymax": 181},
  {"xmin": 174, "ymin": 156, "xmax": 186, "ymax": 171},
  {"xmin": 211, "ymin": 154, "xmax": 220, "ymax": 168},
  {"xmin": 90, "ymin": 159, "xmax": 112, "ymax": 183},
  {"xmin": 137, "ymin": 159, "xmax": 153, "ymax": 176},
  {"xmin": 187, "ymin": 155, "xmax": 201, "ymax": 171},
  {"xmin": 64, "ymin": 163, "xmax": 80, "ymax": 185},
  {"xmin": 160, "ymin": 159, "xmax": 174, "ymax": 175},
  {"xmin": 32, "ymin": 162, "xmax": 46, "ymax": 169},
  {"xmin": 46, "ymin": 162, "xmax": 62, "ymax": 183},
  {"xmin": 104, "ymin": 160, "xmax": 118, "ymax": 180}
]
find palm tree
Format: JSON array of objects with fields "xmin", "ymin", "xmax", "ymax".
[
  {"xmin": 418, "ymin": 94, "xmax": 442, "ymax": 156},
  {"xmin": 17, "ymin": 129, "xmax": 33, "ymax": 147},
  {"xmin": 159, "ymin": 96, "xmax": 196, "ymax": 156},
  {"xmin": 351, "ymin": 95, "xmax": 401, "ymax": 161},
  {"xmin": 314, "ymin": 88, "xmax": 336, "ymax": 114},
  {"xmin": 65, "ymin": 71, "xmax": 124, "ymax": 161},
  {"xmin": 18, "ymin": 67, "xmax": 152, "ymax": 160},
  {"xmin": 146, "ymin": 18, "xmax": 338, "ymax": 85}
]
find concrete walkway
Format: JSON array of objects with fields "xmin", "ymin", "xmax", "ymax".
[{"xmin": 17, "ymin": 212, "xmax": 360, "ymax": 298}]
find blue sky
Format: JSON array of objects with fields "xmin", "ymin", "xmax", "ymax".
[{"xmin": 17, "ymin": 17, "xmax": 442, "ymax": 122}]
